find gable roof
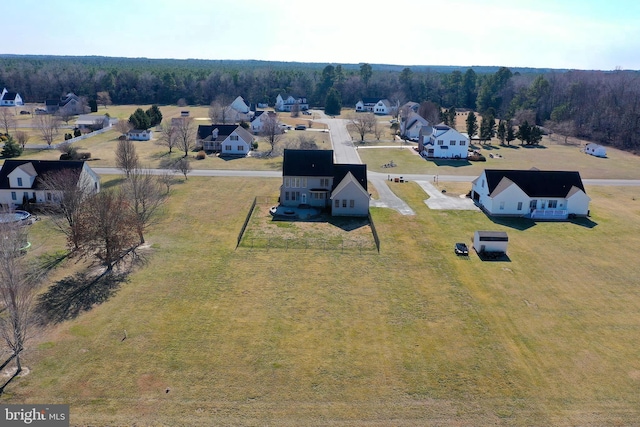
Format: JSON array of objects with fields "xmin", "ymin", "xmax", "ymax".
[
  {"xmin": 2, "ymin": 91, "xmax": 18, "ymax": 101},
  {"xmin": 197, "ymin": 124, "xmax": 253, "ymax": 142},
  {"xmin": 282, "ymin": 149, "xmax": 334, "ymax": 177},
  {"xmin": 331, "ymin": 171, "xmax": 369, "ymax": 198},
  {"xmin": 0, "ymin": 160, "xmax": 87, "ymax": 190},
  {"xmin": 484, "ymin": 169, "xmax": 586, "ymax": 198},
  {"xmin": 361, "ymin": 97, "xmax": 383, "ymax": 105},
  {"xmin": 333, "ymin": 164, "xmax": 367, "ymax": 191}
]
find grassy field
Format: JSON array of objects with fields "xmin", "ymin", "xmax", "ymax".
[{"xmin": 5, "ymin": 172, "xmax": 640, "ymax": 425}]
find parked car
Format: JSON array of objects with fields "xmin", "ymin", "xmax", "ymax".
[
  {"xmin": 19, "ymin": 110, "xmax": 31, "ymax": 115},
  {"xmin": 302, "ymin": 111, "xmax": 312, "ymax": 115},
  {"xmin": 454, "ymin": 242, "xmax": 469, "ymax": 256},
  {"xmin": 295, "ymin": 124, "xmax": 307, "ymax": 130}
]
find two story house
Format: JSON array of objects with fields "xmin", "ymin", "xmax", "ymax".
[
  {"xmin": 275, "ymin": 94, "xmax": 309, "ymax": 112},
  {"xmin": 280, "ymin": 149, "xmax": 369, "ymax": 217},
  {"xmin": 418, "ymin": 124, "xmax": 469, "ymax": 159},
  {"xmin": 355, "ymin": 98, "xmax": 394, "ymax": 115},
  {"xmin": 196, "ymin": 124, "xmax": 254, "ymax": 156},
  {"xmin": 0, "ymin": 88, "xmax": 24, "ymax": 106}
]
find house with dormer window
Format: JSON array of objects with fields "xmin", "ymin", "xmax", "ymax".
[
  {"xmin": 0, "ymin": 160, "xmax": 100, "ymax": 208},
  {"xmin": 418, "ymin": 124, "xmax": 469, "ymax": 159},
  {"xmin": 275, "ymin": 94, "xmax": 308, "ymax": 112},
  {"xmin": 0, "ymin": 88, "xmax": 24, "ymax": 106},
  {"xmin": 196, "ymin": 124, "xmax": 254, "ymax": 156}
]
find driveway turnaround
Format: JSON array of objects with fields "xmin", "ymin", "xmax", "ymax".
[{"xmin": 414, "ymin": 180, "xmax": 480, "ymax": 211}]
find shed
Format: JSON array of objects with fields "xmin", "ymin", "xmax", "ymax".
[{"xmin": 474, "ymin": 230, "xmax": 508, "ymax": 254}]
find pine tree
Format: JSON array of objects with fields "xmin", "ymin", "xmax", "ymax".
[
  {"xmin": 1, "ymin": 136, "xmax": 22, "ymax": 158},
  {"xmin": 497, "ymin": 120, "xmax": 506, "ymax": 145},
  {"xmin": 466, "ymin": 112, "xmax": 478, "ymax": 139},
  {"xmin": 324, "ymin": 88, "xmax": 342, "ymax": 116}
]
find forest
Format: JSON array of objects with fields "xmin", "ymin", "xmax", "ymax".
[{"xmin": 1, "ymin": 55, "xmax": 639, "ymax": 151}]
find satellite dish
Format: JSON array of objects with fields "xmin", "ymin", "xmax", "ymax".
[{"xmin": 422, "ymin": 125, "xmax": 433, "ymax": 137}]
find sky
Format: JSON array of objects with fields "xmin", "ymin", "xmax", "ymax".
[{"xmin": 3, "ymin": 0, "xmax": 640, "ymax": 71}]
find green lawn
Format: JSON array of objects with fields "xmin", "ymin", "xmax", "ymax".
[{"xmin": 6, "ymin": 175, "xmax": 640, "ymax": 426}]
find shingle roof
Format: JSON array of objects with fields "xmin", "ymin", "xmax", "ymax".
[
  {"xmin": 484, "ymin": 169, "xmax": 586, "ymax": 198},
  {"xmin": 333, "ymin": 164, "xmax": 367, "ymax": 191},
  {"xmin": 0, "ymin": 160, "xmax": 85, "ymax": 190},
  {"xmin": 282, "ymin": 149, "xmax": 334, "ymax": 177},
  {"xmin": 2, "ymin": 92, "xmax": 18, "ymax": 100}
]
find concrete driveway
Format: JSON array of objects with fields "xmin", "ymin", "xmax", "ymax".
[{"xmin": 414, "ymin": 180, "xmax": 480, "ymax": 211}]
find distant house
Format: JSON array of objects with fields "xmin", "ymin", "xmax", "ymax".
[
  {"xmin": 0, "ymin": 160, "xmax": 100, "ymax": 208},
  {"xmin": 0, "ymin": 88, "xmax": 24, "ymax": 106},
  {"xmin": 196, "ymin": 124, "xmax": 254, "ymax": 156},
  {"xmin": 45, "ymin": 92, "xmax": 85, "ymax": 115},
  {"xmin": 75, "ymin": 114, "xmax": 111, "ymax": 131},
  {"xmin": 250, "ymin": 111, "xmax": 277, "ymax": 134},
  {"xmin": 473, "ymin": 231, "xmax": 508, "ymax": 254},
  {"xmin": 470, "ymin": 168, "xmax": 591, "ymax": 220},
  {"xmin": 355, "ymin": 98, "xmax": 394, "ymax": 115},
  {"xmin": 127, "ymin": 129, "xmax": 152, "ymax": 141},
  {"xmin": 280, "ymin": 149, "xmax": 369, "ymax": 217},
  {"xmin": 585, "ymin": 143, "xmax": 607, "ymax": 158},
  {"xmin": 275, "ymin": 94, "xmax": 308, "ymax": 112},
  {"xmin": 399, "ymin": 101, "xmax": 419, "ymax": 116},
  {"xmin": 400, "ymin": 111, "xmax": 429, "ymax": 141},
  {"xmin": 418, "ymin": 124, "xmax": 469, "ymax": 159}
]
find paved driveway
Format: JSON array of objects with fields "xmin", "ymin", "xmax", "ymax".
[{"xmin": 414, "ymin": 180, "xmax": 480, "ymax": 211}]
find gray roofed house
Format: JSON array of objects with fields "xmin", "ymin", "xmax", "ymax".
[
  {"xmin": 196, "ymin": 124, "xmax": 254, "ymax": 156},
  {"xmin": 0, "ymin": 88, "xmax": 24, "ymax": 106},
  {"xmin": 0, "ymin": 160, "xmax": 100, "ymax": 208},
  {"xmin": 471, "ymin": 168, "xmax": 591, "ymax": 220}
]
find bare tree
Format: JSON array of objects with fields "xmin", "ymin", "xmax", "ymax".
[
  {"xmin": 0, "ymin": 217, "xmax": 40, "ymax": 395},
  {"xmin": 116, "ymin": 139, "xmax": 139, "ymax": 177},
  {"xmin": 36, "ymin": 114, "xmax": 61, "ymax": 147},
  {"xmin": 14, "ymin": 130, "xmax": 30, "ymax": 149},
  {"xmin": 261, "ymin": 114, "xmax": 284, "ymax": 156},
  {"xmin": 173, "ymin": 157, "xmax": 192, "ymax": 180},
  {"xmin": 373, "ymin": 120, "xmax": 383, "ymax": 141},
  {"xmin": 96, "ymin": 91, "xmax": 112, "ymax": 109},
  {"xmin": 80, "ymin": 190, "xmax": 138, "ymax": 270},
  {"xmin": 297, "ymin": 135, "xmax": 318, "ymax": 150},
  {"xmin": 290, "ymin": 102, "xmax": 300, "ymax": 118},
  {"xmin": 418, "ymin": 101, "xmax": 440, "ymax": 125},
  {"xmin": 156, "ymin": 122, "xmax": 178, "ymax": 153},
  {"xmin": 208, "ymin": 101, "xmax": 234, "ymax": 124},
  {"xmin": 56, "ymin": 110, "xmax": 73, "ymax": 125},
  {"xmin": 114, "ymin": 119, "xmax": 132, "ymax": 136},
  {"xmin": 0, "ymin": 108, "xmax": 16, "ymax": 134},
  {"xmin": 174, "ymin": 117, "xmax": 196, "ymax": 156},
  {"xmin": 123, "ymin": 167, "xmax": 166, "ymax": 244},
  {"xmin": 40, "ymin": 169, "xmax": 96, "ymax": 251},
  {"xmin": 177, "ymin": 98, "xmax": 187, "ymax": 107},
  {"xmin": 349, "ymin": 112, "xmax": 377, "ymax": 143},
  {"xmin": 158, "ymin": 169, "xmax": 175, "ymax": 194}
]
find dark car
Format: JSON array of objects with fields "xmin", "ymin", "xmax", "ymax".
[
  {"xmin": 295, "ymin": 124, "xmax": 307, "ymax": 130},
  {"xmin": 455, "ymin": 242, "xmax": 469, "ymax": 255}
]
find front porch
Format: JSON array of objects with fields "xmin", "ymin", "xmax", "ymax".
[{"xmin": 529, "ymin": 209, "xmax": 568, "ymax": 220}]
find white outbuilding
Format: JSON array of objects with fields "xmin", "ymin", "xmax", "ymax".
[{"xmin": 473, "ymin": 230, "xmax": 508, "ymax": 254}]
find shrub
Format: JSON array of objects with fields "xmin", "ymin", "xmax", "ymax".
[
  {"xmin": 252, "ymin": 141, "xmax": 259, "ymax": 150},
  {"xmin": 1, "ymin": 136, "xmax": 22, "ymax": 158},
  {"xmin": 77, "ymin": 152, "xmax": 91, "ymax": 160},
  {"xmin": 196, "ymin": 150, "xmax": 206, "ymax": 160}
]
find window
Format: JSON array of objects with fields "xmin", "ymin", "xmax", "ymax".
[
  {"xmin": 530, "ymin": 200, "xmax": 537, "ymax": 210},
  {"xmin": 500, "ymin": 201, "xmax": 505, "ymax": 210},
  {"xmin": 517, "ymin": 202, "xmax": 523, "ymax": 211},
  {"xmin": 11, "ymin": 191, "xmax": 16, "ymax": 201},
  {"xmin": 450, "ymin": 140, "xmax": 456, "ymax": 145},
  {"xmin": 230, "ymin": 135, "xmax": 238, "ymax": 141},
  {"xmin": 548, "ymin": 200, "xmax": 558, "ymax": 208},
  {"xmin": 460, "ymin": 140, "xmax": 466, "ymax": 146},
  {"xmin": 47, "ymin": 192, "xmax": 52, "ymax": 201},
  {"xmin": 342, "ymin": 200, "xmax": 347, "ymax": 208},
  {"xmin": 285, "ymin": 192, "xmax": 289, "ymax": 201},
  {"xmin": 302, "ymin": 178, "xmax": 307, "ymax": 188},
  {"xmin": 481, "ymin": 180, "xmax": 485, "ymax": 188},
  {"xmin": 320, "ymin": 178, "xmax": 329, "ymax": 187},
  {"xmin": 350, "ymin": 200, "xmax": 354, "ymax": 208},
  {"xmin": 237, "ymin": 146, "xmax": 244, "ymax": 152},
  {"xmin": 225, "ymin": 145, "xmax": 232, "ymax": 151},
  {"xmin": 437, "ymin": 140, "xmax": 444, "ymax": 145},
  {"xmin": 17, "ymin": 177, "xmax": 22, "ymax": 186},
  {"xmin": 335, "ymin": 199, "xmax": 339, "ymax": 208},
  {"xmin": 285, "ymin": 177, "xmax": 290, "ymax": 188}
]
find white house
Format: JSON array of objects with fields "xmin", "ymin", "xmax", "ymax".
[
  {"xmin": 470, "ymin": 168, "xmax": 591, "ymax": 220},
  {"xmin": 196, "ymin": 124, "xmax": 254, "ymax": 156},
  {"xmin": 585, "ymin": 143, "xmax": 607, "ymax": 158},
  {"xmin": 127, "ymin": 129, "xmax": 153, "ymax": 141},
  {"xmin": 0, "ymin": 88, "xmax": 23, "ymax": 106},
  {"xmin": 0, "ymin": 160, "xmax": 100, "ymax": 208},
  {"xmin": 230, "ymin": 96, "xmax": 250, "ymax": 114},
  {"xmin": 473, "ymin": 231, "xmax": 508, "ymax": 254},
  {"xmin": 418, "ymin": 124, "xmax": 469, "ymax": 159},
  {"xmin": 45, "ymin": 92, "xmax": 85, "ymax": 115},
  {"xmin": 355, "ymin": 98, "xmax": 394, "ymax": 115},
  {"xmin": 400, "ymin": 111, "xmax": 430, "ymax": 141},
  {"xmin": 280, "ymin": 149, "xmax": 369, "ymax": 217},
  {"xmin": 275, "ymin": 94, "xmax": 309, "ymax": 112},
  {"xmin": 250, "ymin": 111, "xmax": 276, "ymax": 134}
]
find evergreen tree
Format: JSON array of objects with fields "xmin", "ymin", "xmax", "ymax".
[
  {"xmin": 497, "ymin": 120, "xmax": 506, "ymax": 145},
  {"xmin": 325, "ymin": 88, "xmax": 342, "ymax": 116},
  {"xmin": 129, "ymin": 108, "xmax": 151, "ymax": 130},
  {"xmin": 1, "ymin": 136, "xmax": 22, "ymax": 158},
  {"xmin": 516, "ymin": 121, "xmax": 531, "ymax": 145},
  {"xmin": 360, "ymin": 63, "xmax": 373, "ymax": 87},
  {"xmin": 506, "ymin": 120, "xmax": 516, "ymax": 146},
  {"xmin": 479, "ymin": 111, "xmax": 496, "ymax": 143},
  {"xmin": 145, "ymin": 105, "xmax": 163, "ymax": 127},
  {"xmin": 448, "ymin": 106, "xmax": 456, "ymax": 128},
  {"xmin": 529, "ymin": 125, "xmax": 543, "ymax": 145},
  {"xmin": 466, "ymin": 112, "xmax": 478, "ymax": 139}
]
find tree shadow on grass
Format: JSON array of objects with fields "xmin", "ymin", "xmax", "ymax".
[
  {"xmin": 102, "ymin": 177, "xmax": 126, "ymax": 189},
  {"xmin": 36, "ymin": 270, "xmax": 129, "ymax": 324}
]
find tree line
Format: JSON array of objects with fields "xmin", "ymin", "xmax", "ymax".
[{"xmin": 1, "ymin": 56, "xmax": 639, "ymax": 151}]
